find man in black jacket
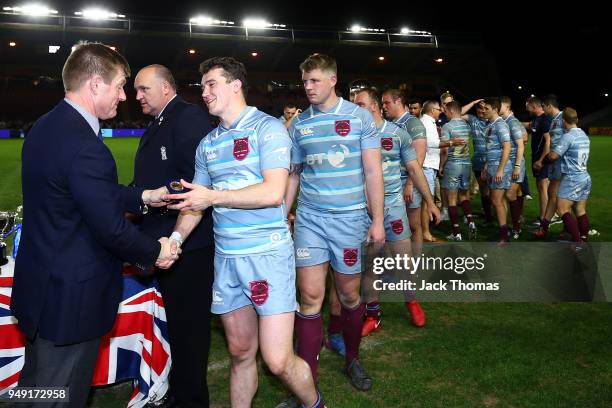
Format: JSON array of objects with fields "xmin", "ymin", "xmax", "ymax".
[
  {"xmin": 13, "ymin": 44, "xmax": 176, "ymax": 408},
  {"xmin": 133, "ymin": 64, "xmax": 214, "ymax": 408}
]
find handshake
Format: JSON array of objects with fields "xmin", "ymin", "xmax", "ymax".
[
  {"xmin": 155, "ymin": 235, "xmax": 182, "ymax": 270},
  {"xmin": 140, "ymin": 186, "xmax": 188, "ymax": 270}
]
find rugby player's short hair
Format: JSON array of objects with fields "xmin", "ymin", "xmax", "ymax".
[
  {"xmin": 383, "ymin": 88, "xmax": 407, "ymax": 106},
  {"xmin": 483, "ymin": 97, "xmax": 501, "ymax": 113},
  {"xmin": 445, "ymin": 100, "xmax": 461, "ymax": 114},
  {"xmin": 440, "ymin": 91, "xmax": 454, "ymax": 102},
  {"xmin": 62, "ymin": 42, "xmax": 130, "ymax": 92},
  {"xmin": 407, "ymin": 99, "xmax": 422, "ymax": 106},
  {"xmin": 501, "ymin": 95, "xmax": 512, "ymax": 106},
  {"xmin": 356, "ymin": 87, "xmax": 381, "ymax": 108},
  {"xmin": 299, "ymin": 53, "xmax": 337, "ymax": 74},
  {"xmin": 423, "ymin": 100, "xmax": 440, "ymax": 114},
  {"xmin": 543, "ymin": 94, "xmax": 560, "ymax": 109},
  {"xmin": 526, "ymin": 96, "xmax": 542, "ymax": 107},
  {"xmin": 563, "ymin": 107, "xmax": 578, "ymax": 125},
  {"xmin": 284, "ymin": 102, "xmax": 297, "ymax": 109},
  {"xmin": 199, "ymin": 56, "xmax": 248, "ymax": 97}
]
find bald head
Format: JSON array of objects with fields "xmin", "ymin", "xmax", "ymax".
[{"xmin": 134, "ymin": 64, "xmax": 177, "ymax": 117}]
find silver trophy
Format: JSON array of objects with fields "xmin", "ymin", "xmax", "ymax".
[{"xmin": 0, "ymin": 206, "xmax": 21, "ymax": 266}]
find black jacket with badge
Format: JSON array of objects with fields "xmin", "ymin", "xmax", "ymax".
[{"xmin": 132, "ymin": 95, "xmax": 214, "ymax": 251}]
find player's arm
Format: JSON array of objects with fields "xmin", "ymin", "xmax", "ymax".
[
  {"xmin": 284, "ymin": 163, "xmax": 302, "ymax": 211},
  {"xmin": 405, "ymin": 159, "xmax": 440, "ymax": 223},
  {"xmin": 362, "ymin": 148, "xmax": 386, "ymax": 243},
  {"xmin": 167, "ymin": 168, "xmax": 288, "ymax": 211},
  {"xmin": 546, "ymin": 134, "xmax": 571, "ymax": 162},
  {"xmin": 461, "ymin": 99, "xmax": 483, "ymax": 115},
  {"xmin": 495, "ymin": 141, "xmax": 511, "ymax": 183},
  {"xmin": 512, "ymin": 137, "xmax": 525, "ymax": 180}
]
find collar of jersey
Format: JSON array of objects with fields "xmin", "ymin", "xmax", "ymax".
[
  {"xmin": 219, "ymin": 106, "xmax": 257, "ymax": 131},
  {"xmin": 311, "ymin": 97, "xmax": 344, "ymax": 116}
]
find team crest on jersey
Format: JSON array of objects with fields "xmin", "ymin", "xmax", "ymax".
[
  {"xmin": 551, "ymin": 122, "xmax": 557, "ymax": 129},
  {"xmin": 381, "ymin": 137, "xmax": 394, "ymax": 151},
  {"xmin": 335, "ymin": 120, "xmax": 351, "ymax": 137},
  {"xmin": 233, "ymin": 137, "xmax": 249, "ymax": 161},
  {"xmin": 250, "ymin": 280, "xmax": 269, "ymax": 306},
  {"xmin": 343, "ymin": 248, "xmax": 359, "ymax": 267},
  {"xmin": 391, "ymin": 219, "xmax": 404, "ymax": 235}
]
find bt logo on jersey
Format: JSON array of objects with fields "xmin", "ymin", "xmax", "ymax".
[{"xmin": 305, "ymin": 144, "xmax": 349, "ymax": 168}]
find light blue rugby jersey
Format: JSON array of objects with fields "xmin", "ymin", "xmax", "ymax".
[
  {"xmin": 194, "ymin": 106, "xmax": 292, "ymax": 256},
  {"xmin": 486, "ymin": 117, "xmax": 511, "ymax": 164},
  {"xmin": 441, "ymin": 118, "xmax": 472, "ymax": 164},
  {"xmin": 466, "ymin": 114, "xmax": 488, "ymax": 158},
  {"xmin": 289, "ymin": 97, "xmax": 379, "ymax": 214},
  {"xmin": 394, "ymin": 112, "xmax": 426, "ymax": 183},
  {"xmin": 553, "ymin": 127, "xmax": 590, "ymax": 175},
  {"xmin": 378, "ymin": 120, "xmax": 417, "ymax": 207},
  {"xmin": 504, "ymin": 114, "xmax": 526, "ymax": 161},
  {"xmin": 549, "ymin": 111, "xmax": 565, "ymax": 150}
]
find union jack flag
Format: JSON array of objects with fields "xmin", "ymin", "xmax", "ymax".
[{"xmin": 0, "ymin": 261, "xmax": 171, "ymax": 407}]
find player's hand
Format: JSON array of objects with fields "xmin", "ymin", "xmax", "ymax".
[
  {"xmin": 494, "ymin": 169, "xmax": 503, "ymax": 184},
  {"xmin": 429, "ymin": 204, "xmax": 441, "ymax": 225},
  {"xmin": 366, "ymin": 221, "xmax": 386, "ymax": 246},
  {"xmin": 404, "ymin": 183, "xmax": 413, "ymax": 204},
  {"xmin": 164, "ymin": 180, "xmax": 213, "ymax": 212},
  {"xmin": 156, "ymin": 237, "xmax": 181, "ymax": 269},
  {"xmin": 287, "ymin": 212, "xmax": 296, "ymax": 234},
  {"xmin": 452, "ymin": 138, "xmax": 467, "ymax": 146},
  {"xmin": 512, "ymin": 168, "xmax": 520, "ymax": 180},
  {"xmin": 438, "ymin": 167, "xmax": 444, "ymax": 177},
  {"xmin": 533, "ymin": 160, "xmax": 542, "ymax": 171},
  {"xmin": 480, "ymin": 165, "xmax": 488, "ymax": 181}
]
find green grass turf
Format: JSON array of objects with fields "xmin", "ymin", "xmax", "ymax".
[{"xmin": 2, "ymin": 137, "xmax": 611, "ymax": 407}]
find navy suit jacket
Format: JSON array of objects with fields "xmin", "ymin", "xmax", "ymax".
[
  {"xmin": 132, "ymin": 95, "xmax": 214, "ymax": 251},
  {"xmin": 12, "ymin": 100, "xmax": 161, "ymax": 345}
]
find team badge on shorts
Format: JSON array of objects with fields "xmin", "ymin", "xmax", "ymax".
[
  {"xmin": 335, "ymin": 120, "xmax": 351, "ymax": 137},
  {"xmin": 233, "ymin": 137, "xmax": 250, "ymax": 161},
  {"xmin": 343, "ymin": 248, "xmax": 359, "ymax": 267},
  {"xmin": 391, "ymin": 219, "xmax": 404, "ymax": 235},
  {"xmin": 381, "ymin": 137, "xmax": 393, "ymax": 151},
  {"xmin": 249, "ymin": 280, "xmax": 269, "ymax": 306}
]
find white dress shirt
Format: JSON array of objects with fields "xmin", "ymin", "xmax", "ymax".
[{"xmin": 421, "ymin": 114, "xmax": 441, "ymax": 170}]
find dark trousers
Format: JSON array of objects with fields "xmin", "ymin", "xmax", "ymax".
[
  {"xmin": 18, "ymin": 335, "xmax": 101, "ymax": 408},
  {"xmin": 520, "ymin": 175, "xmax": 531, "ymax": 196},
  {"xmin": 156, "ymin": 245, "xmax": 214, "ymax": 408}
]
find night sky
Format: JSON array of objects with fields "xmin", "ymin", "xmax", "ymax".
[{"xmin": 10, "ymin": 1, "xmax": 612, "ymax": 112}]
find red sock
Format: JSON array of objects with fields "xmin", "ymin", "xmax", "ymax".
[
  {"xmin": 577, "ymin": 214, "xmax": 589, "ymax": 242},
  {"xmin": 561, "ymin": 213, "xmax": 581, "ymax": 242},
  {"xmin": 499, "ymin": 225, "xmax": 509, "ymax": 241},
  {"xmin": 296, "ymin": 312, "xmax": 323, "ymax": 382},
  {"xmin": 517, "ymin": 195, "xmax": 525, "ymax": 216},
  {"xmin": 449, "ymin": 206, "xmax": 460, "ymax": 235},
  {"xmin": 481, "ymin": 195, "xmax": 493, "ymax": 222},
  {"xmin": 509, "ymin": 200, "xmax": 521, "ymax": 231},
  {"xmin": 342, "ymin": 303, "xmax": 365, "ymax": 364},
  {"xmin": 460, "ymin": 200, "xmax": 473, "ymax": 223},
  {"xmin": 327, "ymin": 312, "xmax": 342, "ymax": 336}
]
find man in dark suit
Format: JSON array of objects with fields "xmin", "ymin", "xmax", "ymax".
[
  {"xmin": 11, "ymin": 43, "xmax": 178, "ymax": 408},
  {"xmin": 132, "ymin": 65, "xmax": 214, "ymax": 408}
]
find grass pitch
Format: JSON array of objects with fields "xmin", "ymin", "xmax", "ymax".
[{"xmin": 1, "ymin": 137, "xmax": 611, "ymax": 407}]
